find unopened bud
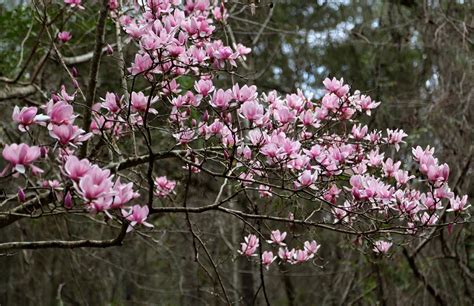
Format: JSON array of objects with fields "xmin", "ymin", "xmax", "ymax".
[
  {"xmin": 64, "ymin": 191, "xmax": 73, "ymax": 209},
  {"xmin": 17, "ymin": 187, "xmax": 26, "ymax": 203},
  {"xmin": 106, "ymin": 44, "xmax": 114, "ymax": 55},
  {"xmin": 71, "ymin": 67, "xmax": 79, "ymax": 78}
]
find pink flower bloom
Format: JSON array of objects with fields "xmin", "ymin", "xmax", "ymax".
[
  {"xmin": 267, "ymin": 230, "xmax": 287, "ymax": 246},
  {"xmin": 194, "ymin": 79, "xmax": 215, "ymax": 97},
  {"xmin": 394, "ymin": 170, "xmax": 414, "ymax": 185},
  {"xmin": 128, "ymin": 54, "xmax": 153, "ymax": 75},
  {"xmin": 108, "ymin": 0, "xmax": 118, "ymax": 10},
  {"xmin": 351, "ymin": 124, "xmax": 368, "ymax": 140},
  {"xmin": 122, "ymin": 205, "xmax": 153, "ymax": 232},
  {"xmin": 74, "ymin": 166, "xmax": 114, "ymax": 201},
  {"xmin": 49, "ymin": 124, "xmax": 92, "ymax": 146},
  {"xmin": 111, "ymin": 178, "xmax": 140, "ymax": 208},
  {"xmin": 304, "ymin": 240, "xmax": 320, "ymax": 257},
  {"xmin": 12, "ymin": 106, "xmax": 48, "ymax": 132},
  {"xmin": 292, "ymin": 249, "xmax": 310, "ymax": 264},
  {"xmin": 130, "ymin": 91, "xmax": 158, "ymax": 114},
  {"xmin": 101, "ymin": 92, "xmax": 121, "ymax": 113},
  {"xmin": 64, "ymin": 155, "xmax": 91, "ymax": 181},
  {"xmin": 373, "ymin": 240, "xmax": 392, "ymax": 254},
  {"xmin": 154, "ymin": 176, "xmax": 176, "ymax": 197},
  {"xmin": 261, "ymin": 251, "xmax": 276, "ymax": 269},
  {"xmin": 278, "ymin": 247, "xmax": 296, "ymax": 262},
  {"xmin": 240, "ymin": 101, "xmax": 264, "ymax": 122},
  {"xmin": 385, "ymin": 129, "xmax": 408, "ymax": 151},
  {"xmin": 323, "ymin": 77, "xmax": 349, "ymax": 97},
  {"xmin": 382, "ymin": 158, "xmax": 401, "ymax": 177},
  {"xmin": 173, "ymin": 129, "xmax": 195, "ymax": 144},
  {"xmin": 2, "ymin": 143, "xmax": 42, "ymax": 174},
  {"xmin": 448, "ymin": 195, "xmax": 470, "ymax": 212},
  {"xmin": 210, "ymin": 88, "xmax": 233, "ymax": 109},
  {"xmin": 232, "ymin": 84, "xmax": 257, "ymax": 103},
  {"xmin": 239, "ymin": 234, "xmax": 259, "ymax": 257},
  {"xmin": 46, "ymin": 101, "xmax": 76, "ymax": 127},
  {"xmin": 258, "ymin": 185, "xmax": 272, "ymax": 198},
  {"xmin": 57, "ymin": 31, "xmax": 72, "ymax": 43},
  {"xmin": 295, "ymin": 170, "xmax": 317, "ymax": 189},
  {"xmin": 64, "ymin": 0, "xmax": 84, "ymax": 9}
]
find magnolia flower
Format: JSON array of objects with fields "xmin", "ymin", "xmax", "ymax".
[
  {"xmin": 64, "ymin": 0, "xmax": 84, "ymax": 9},
  {"xmin": 154, "ymin": 176, "xmax": 176, "ymax": 197},
  {"xmin": 323, "ymin": 77, "xmax": 350, "ymax": 97},
  {"xmin": 373, "ymin": 240, "xmax": 392, "ymax": 254},
  {"xmin": 49, "ymin": 124, "xmax": 92, "ymax": 146},
  {"xmin": 304, "ymin": 240, "xmax": 320, "ymax": 257},
  {"xmin": 1, "ymin": 143, "xmax": 42, "ymax": 175},
  {"xmin": 111, "ymin": 178, "xmax": 140, "ymax": 208},
  {"xmin": 447, "ymin": 195, "xmax": 470, "ymax": 212},
  {"xmin": 57, "ymin": 31, "xmax": 72, "ymax": 43},
  {"xmin": 239, "ymin": 234, "xmax": 259, "ymax": 257},
  {"xmin": 63, "ymin": 155, "xmax": 91, "ymax": 182},
  {"xmin": 74, "ymin": 166, "xmax": 114, "ymax": 202},
  {"xmin": 12, "ymin": 106, "xmax": 48, "ymax": 132},
  {"xmin": 278, "ymin": 247, "xmax": 296, "ymax": 262},
  {"xmin": 267, "ymin": 230, "xmax": 287, "ymax": 246},
  {"xmin": 240, "ymin": 100, "xmax": 264, "ymax": 122},
  {"xmin": 122, "ymin": 205, "xmax": 153, "ymax": 232},
  {"xmin": 261, "ymin": 251, "xmax": 276, "ymax": 269},
  {"xmin": 130, "ymin": 91, "xmax": 158, "ymax": 114}
]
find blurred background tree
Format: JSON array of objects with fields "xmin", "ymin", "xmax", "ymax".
[{"xmin": 0, "ymin": 0, "xmax": 472, "ymax": 305}]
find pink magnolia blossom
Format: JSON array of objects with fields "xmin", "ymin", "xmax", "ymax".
[
  {"xmin": 447, "ymin": 195, "xmax": 470, "ymax": 212},
  {"xmin": 49, "ymin": 124, "xmax": 92, "ymax": 146},
  {"xmin": 292, "ymin": 249, "xmax": 310, "ymax": 264},
  {"xmin": 2, "ymin": 143, "xmax": 42, "ymax": 175},
  {"xmin": 46, "ymin": 101, "xmax": 76, "ymax": 127},
  {"xmin": 194, "ymin": 79, "xmax": 215, "ymax": 97},
  {"xmin": 261, "ymin": 251, "xmax": 276, "ymax": 269},
  {"xmin": 122, "ymin": 205, "xmax": 153, "ymax": 232},
  {"xmin": 57, "ymin": 31, "xmax": 72, "ymax": 43},
  {"xmin": 101, "ymin": 92, "xmax": 121, "ymax": 113},
  {"xmin": 240, "ymin": 100, "xmax": 264, "ymax": 122},
  {"xmin": 267, "ymin": 230, "xmax": 287, "ymax": 246},
  {"xmin": 278, "ymin": 247, "xmax": 296, "ymax": 262},
  {"xmin": 239, "ymin": 234, "xmax": 259, "ymax": 256},
  {"xmin": 64, "ymin": 191, "xmax": 73, "ymax": 209},
  {"xmin": 154, "ymin": 176, "xmax": 176, "ymax": 197},
  {"xmin": 74, "ymin": 166, "xmax": 114, "ymax": 202},
  {"xmin": 373, "ymin": 240, "xmax": 392, "ymax": 254},
  {"xmin": 210, "ymin": 88, "xmax": 233, "ymax": 109},
  {"xmin": 12, "ymin": 106, "xmax": 48, "ymax": 132},
  {"xmin": 385, "ymin": 129, "xmax": 408, "ymax": 151},
  {"xmin": 304, "ymin": 240, "xmax": 321, "ymax": 257},
  {"xmin": 130, "ymin": 91, "xmax": 158, "ymax": 114},
  {"xmin": 111, "ymin": 178, "xmax": 140, "ymax": 208},
  {"xmin": 64, "ymin": 0, "xmax": 84, "ymax": 9},
  {"xmin": 64, "ymin": 155, "xmax": 91, "ymax": 181},
  {"xmin": 323, "ymin": 77, "xmax": 349, "ymax": 97}
]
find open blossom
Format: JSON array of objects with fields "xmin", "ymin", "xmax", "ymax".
[
  {"xmin": 12, "ymin": 106, "xmax": 48, "ymax": 132},
  {"xmin": 258, "ymin": 185, "xmax": 272, "ymax": 198},
  {"xmin": 278, "ymin": 247, "xmax": 296, "ymax": 262},
  {"xmin": 101, "ymin": 92, "xmax": 121, "ymax": 113},
  {"xmin": 239, "ymin": 234, "xmax": 259, "ymax": 256},
  {"xmin": 267, "ymin": 230, "xmax": 287, "ymax": 246},
  {"xmin": 194, "ymin": 79, "xmax": 215, "ymax": 97},
  {"xmin": 373, "ymin": 240, "xmax": 393, "ymax": 254},
  {"xmin": 1, "ymin": 143, "xmax": 42, "ymax": 175},
  {"xmin": 295, "ymin": 170, "xmax": 317, "ymax": 189},
  {"xmin": 49, "ymin": 124, "xmax": 92, "ymax": 146},
  {"xmin": 74, "ymin": 166, "xmax": 114, "ymax": 202},
  {"xmin": 63, "ymin": 155, "xmax": 91, "ymax": 181},
  {"xmin": 293, "ymin": 249, "xmax": 310, "ymax": 264},
  {"xmin": 385, "ymin": 129, "xmax": 408, "ymax": 151},
  {"xmin": 128, "ymin": 53, "xmax": 153, "ymax": 75},
  {"xmin": 154, "ymin": 176, "xmax": 176, "ymax": 197},
  {"xmin": 210, "ymin": 88, "xmax": 233, "ymax": 109},
  {"xmin": 323, "ymin": 77, "xmax": 349, "ymax": 97},
  {"xmin": 64, "ymin": 0, "xmax": 84, "ymax": 9},
  {"xmin": 130, "ymin": 91, "xmax": 158, "ymax": 114},
  {"xmin": 240, "ymin": 100, "xmax": 264, "ymax": 122},
  {"xmin": 57, "ymin": 31, "xmax": 72, "ymax": 43},
  {"xmin": 304, "ymin": 240, "xmax": 321, "ymax": 257},
  {"xmin": 122, "ymin": 205, "xmax": 153, "ymax": 232},
  {"xmin": 447, "ymin": 195, "xmax": 470, "ymax": 212},
  {"xmin": 261, "ymin": 251, "xmax": 276, "ymax": 269},
  {"xmin": 111, "ymin": 178, "xmax": 140, "ymax": 208},
  {"xmin": 46, "ymin": 101, "xmax": 76, "ymax": 127}
]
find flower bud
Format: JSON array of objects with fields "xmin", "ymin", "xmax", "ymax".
[
  {"xmin": 106, "ymin": 44, "xmax": 114, "ymax": 55},
  {"xmin": 72, "ymin": 67, "xmax": 79, "ymax": 78},
  {"xmin": 17, "ymin": 187, "xmax": 26, "ymax": 203},
  {"xmin": 64, "ymin": 191, "xmax": 73, "ymax": 209}
]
